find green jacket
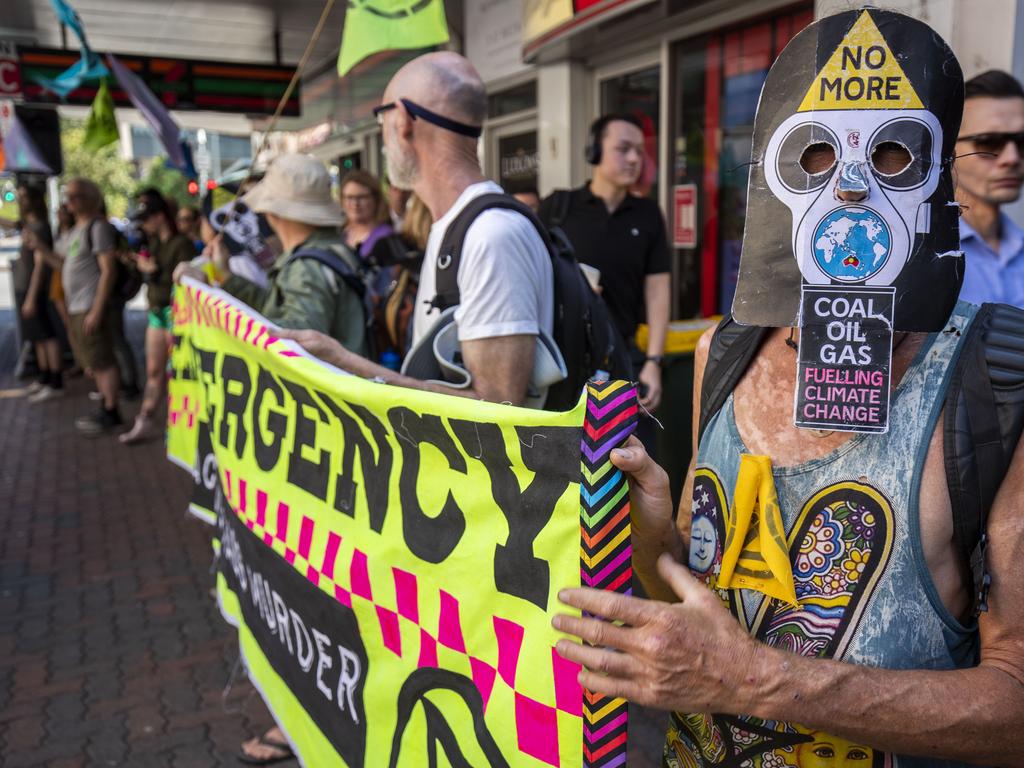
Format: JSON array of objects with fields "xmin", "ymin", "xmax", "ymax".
[{"xmin": 221, "ymin": 229, "xmax": 368, "ymax": 356}]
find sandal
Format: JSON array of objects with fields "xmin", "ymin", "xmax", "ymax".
[{"xmin": 237, "ymin": 732, "xmax": 295, "ymax": 765}]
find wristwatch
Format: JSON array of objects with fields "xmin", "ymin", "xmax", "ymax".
[{"xmin": 644, "ymin": 355, "xmax": 664, "ymax": 366}]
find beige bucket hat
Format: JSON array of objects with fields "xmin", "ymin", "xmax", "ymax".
[{"xmin": 241, "ymin": 153, "xmax": 343, "ymax": 227}]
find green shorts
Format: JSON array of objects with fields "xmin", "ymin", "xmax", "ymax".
[{"xmin": 148, "ymin": 306, "xmax": 173, "ymax": 331}]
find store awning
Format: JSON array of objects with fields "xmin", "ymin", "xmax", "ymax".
[{"xmin": 2, "ymin": 0, "xmax": 345, "ymax": 68}]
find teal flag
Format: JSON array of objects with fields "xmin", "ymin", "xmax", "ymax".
[
  {"xmin": 337, "ymin": 0, "xmax": 450, "ymax": 77},
  {"xmin": 33, "ymin": 0, "xmax": 108, "ymax": 99},
  {"xmin": 82, "ymin": 79, "xmax": 119, "ymax": 151}
]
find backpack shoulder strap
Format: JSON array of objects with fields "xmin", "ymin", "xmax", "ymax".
[
  {"xmin": 432, "ymin": 192, "xmax": 549, "ymax": 313},
  {"xmin": 287, "ymin": 245, "xmax": 367, "ymax": 299},
  {"xmin": 944, "ymin": 302, "xmax": 1024, "ymax": 616},
  {"xmin": 80, "ymin": 218, "xmax": 95, "ymax": 255},
  {"xmin": 698, "ymin": 315, "xmax": 770, "ymax": 443},
  {"xmin": 545, "ymin": 189, "xmax": 573, "ymax": 229}
]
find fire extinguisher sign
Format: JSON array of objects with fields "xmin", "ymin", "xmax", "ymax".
[{"xmin": 673, "ymin": 183, "xmax": 697, "ymax": 249}]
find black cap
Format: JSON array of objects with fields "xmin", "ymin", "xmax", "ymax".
[{"xmin": 129, "ymin": 189, "xmax": 171, "ymax": 222}]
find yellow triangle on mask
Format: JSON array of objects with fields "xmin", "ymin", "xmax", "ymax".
[
  {"xmin": 718, "ymin": 455, "xmax": 799, "ymax": 606},
  {"xmin": 797, "ymin": 10, "xmax": 924, "ymax": 112}
]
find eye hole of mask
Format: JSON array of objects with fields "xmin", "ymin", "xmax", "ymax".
[
  {"xmin": 799, "ymin": 142, "xmax": 838, "ymax": 175},
  {"xmin": 867, "ymin": 119, "xmax": 933, "ymax": 189},
  {"xmin": 871, "ymin": 141, "xmax": 913, "ymax": 176},
  {"xmin": 775, "ymin": 123, "xmax": 840, "ymax": 193}
]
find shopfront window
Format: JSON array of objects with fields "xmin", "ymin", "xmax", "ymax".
[
  {"xmin": 497, "ymin": 130, "xmax": 539, "ymax": 194},
  {"xmin": 671, "ymin": 7, "xmax": 813, "ymax": 318},
  {"xmin": 600, "ymin": 66, "xmax": 660, "ymax": 199},
  {"xmin": 487, "ymin": 81, "xmax": 538, "ymax": 119}
]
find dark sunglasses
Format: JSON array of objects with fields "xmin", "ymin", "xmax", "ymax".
[
  {"xmin": 373, "ymin": 98, "xmax": 482, "ymax": 139},
  {"xmin": 957, "ymin": 131, "xmax": 1024, "ymax": 155}
]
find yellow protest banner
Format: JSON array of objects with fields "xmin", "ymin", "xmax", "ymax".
[{"xmin": 167, "ymin": 280, "xmax": 637, "ymax": 766}]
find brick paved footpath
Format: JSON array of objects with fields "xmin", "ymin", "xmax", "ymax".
[
  {"xmin": 0, "ymin": 375, "xmax": 668, "ymax": 767},
  {"xmin": 0, "ymin": 376, "xmax": 276, "ymax": 767}
]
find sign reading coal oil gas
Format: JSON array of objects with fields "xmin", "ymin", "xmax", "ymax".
[{"xmin": 795, "ymin": 286, "xmax": 895, "ymax": 433}]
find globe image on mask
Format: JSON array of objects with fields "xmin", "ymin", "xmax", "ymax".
[{"xmin": 811, "ymin": 207, "xmax": 892, "ymax": 282}]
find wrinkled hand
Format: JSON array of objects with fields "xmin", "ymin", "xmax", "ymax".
[
  {"xmin": 553, "ymin": 554, "xmax": 763, "ymax": 714},
  {"xmin": 21, "ymin": 299, "xmax": 36, "ymax": 320},
  {"xmin": 174, "ymin": 262, "xmax": 208, "ymax": 285},
  {"xmin": 610, "ymin": 437, "xmax": 673, "ymax": 536},
  {"xmin": 276, "ymin": 327, "xmax": 356, "ymax": 371},
  {"xmin": 83, "ymin": 308, "xmax": 102, "ymax": 336},
  {"xmin": 638, "ymin": 360, "xmax": 662, "ymax": 411}
]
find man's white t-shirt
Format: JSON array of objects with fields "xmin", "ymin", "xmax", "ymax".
[{"xmin": 413, "ymin": 181, "xmax": 554, "ymax": 346}]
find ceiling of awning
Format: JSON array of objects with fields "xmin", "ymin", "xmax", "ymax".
[{"xmin": 2, "ymin": 0, "xmax": 346, "ymax": 69}]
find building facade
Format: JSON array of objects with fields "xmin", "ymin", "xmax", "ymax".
[{"xmin": 290, "ymin": 0, "xmax": 1024, "ymax": 320}]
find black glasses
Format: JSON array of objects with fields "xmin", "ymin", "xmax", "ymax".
[
  {"xmin": 957, "ymin": 131, "xmax": 1024, "ymax": 156},
  {"xmin": 373, "ymin": 98, "xmax": 482, "ymax": 139}
]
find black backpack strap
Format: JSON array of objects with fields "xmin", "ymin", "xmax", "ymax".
[
  {"xmin": 944, "ymin": 302, "xmax": 1024, "ymax": 616},
  {"xmin": 545, "ymin": 189, "xmax": 573, "ymax": 229},
  {"xmin": 287, "ymin": 246, "xmax": 367, "ymax": 299},
  {"xmin": 432, "ymin": 193, "xmax": 550, "ymax": 313},
  {"xmin": 698, "ymin": 315, "xmax": 770, "ymax": 442}
]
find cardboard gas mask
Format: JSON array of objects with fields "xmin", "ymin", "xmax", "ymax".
[
  {"xmin": 732, "ymin": 9, "xmax": 964, "ymax": 433},
  {"xmin": 733, "ymin": 8, "xmax": 964, "ymax": 333}
]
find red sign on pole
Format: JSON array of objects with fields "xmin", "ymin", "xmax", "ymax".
[{"xmin": 673, "ymin": 183, "xmax": 698, "ymax": 248}]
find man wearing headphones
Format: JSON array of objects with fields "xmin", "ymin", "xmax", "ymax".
[{"xmin": 539, "ymin": 114, "xmax": 671, "ymax": 413}]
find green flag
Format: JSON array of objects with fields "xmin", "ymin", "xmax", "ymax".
[
  {"xmin": 337, "ymin": 0, "xmax": 450, "ymax": 77},
  {"xmin": 82, "ymin": 78, "xmax": 119, "ymax": 151}
]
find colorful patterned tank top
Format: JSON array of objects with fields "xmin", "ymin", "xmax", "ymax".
[{"xmin": 664, "ymin": 301, "xmax": 984, "ymax": 768}]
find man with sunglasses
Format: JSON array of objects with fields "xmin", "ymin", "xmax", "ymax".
[
  {"xmin": 280, "ymin": 52, "xmax": 553, "ymax": 407},
  {"xmin": 955, "ymin": 70, "xmax": 1024, "ymax": 306}
]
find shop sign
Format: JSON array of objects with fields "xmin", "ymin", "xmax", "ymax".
[
  {"xmin": 0, "ymin": 43, "xmax": 21, "ymax": 100},
  {"xmin": 498, "ymin": 130, "xmax": 539, "ymax": 190},
  {"xmin": 17, "ymin": 46, "xmax": 299, "ymax": 116},
  {"xmin": 522, "ymin": 0, "xmax": 657, "ymax": 58},
  {"xmin": 467, "ymin": 0, "xmax": 529, "ymax": 83},
  {"xmin": 522, "ymin": 0, "xmax": 574, "ymax": 46},
  {"xmin": 673, "ymin": 183, "xmax": 697, "ymax": 248}
]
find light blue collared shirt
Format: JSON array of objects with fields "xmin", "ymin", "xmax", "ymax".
[{"xmin": 958, "ymin": 213, "xmax": 1024, "ymax": 307}]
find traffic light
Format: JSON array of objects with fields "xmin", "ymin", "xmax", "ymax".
[
  {"xmin": 187, "ymin": 180, "xmax": 199, "ymax": 195},
  {"xmin": 206, "ymin": 180, "xmax": 216, "ymax": 191},
  {"xmin": 3, "ymin": 190, "xmax": 14, "ymax": 202}
]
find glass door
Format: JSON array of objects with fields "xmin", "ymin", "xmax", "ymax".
[
  {"xmin": 487, "ymin": 118, "xmax": 539, "ymax": 195},
  {"xmin": 599, "ymin": 65, "xmax": 661, "ymax": 199},
  {"xmin": 670, "ymin": 6, "xmax": 814, "ymax": 318}
]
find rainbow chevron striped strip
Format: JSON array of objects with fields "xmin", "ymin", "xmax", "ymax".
[{"xmin": 580, "ymin": 380, "xmax": 638, "ymax": 767}]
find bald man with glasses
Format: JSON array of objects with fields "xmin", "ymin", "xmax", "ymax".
[
  {"xmin": 955, "ymin": 70, "xmax": 1024, "ymax": 307},
  {"xmin": 281, "ymin": 52, "xmax": 554, "ymax": 407}
]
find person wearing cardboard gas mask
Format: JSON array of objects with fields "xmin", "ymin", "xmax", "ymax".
[{"xmin": 552, "ymin": 9, "xmax": 1024, "ymax": 766}]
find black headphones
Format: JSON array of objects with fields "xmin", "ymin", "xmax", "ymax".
[{"xmin": 584, "ymin": 113, "xmax": 645, "ymax": 165}]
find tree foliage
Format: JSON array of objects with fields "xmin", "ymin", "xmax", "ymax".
[
  {"xmin": 59, "ymin": 118, "xmax": 136, "ymax": 217},
  {"xmin": 137, "ymin": 158, "xmax": 194, "ymax": 211}
]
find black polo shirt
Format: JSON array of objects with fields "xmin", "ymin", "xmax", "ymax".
[{"xmin": 540, "ymin": 183, "xmax": 670, "ymax": 345}]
